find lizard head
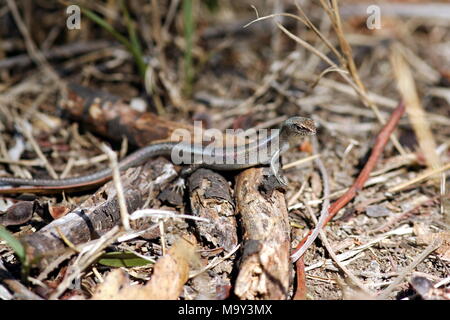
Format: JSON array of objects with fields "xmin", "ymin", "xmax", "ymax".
[{"xmin": 282, "ymin": 117, "xmax": 316, "ymax": 137}]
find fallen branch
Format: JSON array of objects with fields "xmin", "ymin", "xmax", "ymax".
[{"xmin": 234, "ymin": 167, "xmax": 290, "ymax": 300}]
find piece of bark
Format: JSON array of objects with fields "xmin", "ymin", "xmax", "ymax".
[
  {"xmin": 21, "ymin": 158, "xmax": 175, "ymax": 268},
  {"xmin": 187, "ymin": 168, "xmax": 237, "ymax": 252},
  {"xmin": 60, "ymin": 83, "xmax": 246, "ymax": 148},
  {"xmin": 60, "ymin": 83, "xmax": 194, "ymax": 147},
  {"xmin": 233, "ymin": 167, "xmax": 290, "ymax": 300}
]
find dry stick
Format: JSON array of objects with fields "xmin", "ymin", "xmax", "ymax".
[
  {"xmin": 162, "ymin": 0, "xmax": 180, "ymax": 34},
  {"xmin": 377, "ymin": 239, "xmax": 443, "ymax": 300},
  {"xmin": 387, "ymin": 162, "xmax": 450, "ymax": 194},
  {"xmin": 189, "ymin": 244, "xmax": 241, "ymax": 279},
  {"xmin": 441, "ymin": 173, "xmax": 446, "ymax": 216},
  {"xmin": 292, "ymin": 253, "xmax": 307, "ymax": 300},
  {"xmin": 270, "ymin": 0, "xmax": 283, "ymax": 60},
  {"xmin": 294, "ymin": 1, "xmax": 344, "ymax": 63},
  {"xmin": 100, "ymin": 144, "xmax": 131, "ymax": 231},
  {"xmin": 369, "ymin": 194, "xmax": 444, "ymax": 234},
  {"xmin": 0, "ymin": 159, "xmax": 42, "ymax": 166},
  {"xmin": 37, "ymin": 250, "xmax": 77, "ymax": 282},
  {"xmin": 291, "ymin": 101, "xmax": 405, "ymax": 259},
  {"xmin": 0, "ymin": 41, "xmax": 111, "ymax": 70}
]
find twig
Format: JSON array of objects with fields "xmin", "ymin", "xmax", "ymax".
[
  {"xmin": 159, "ymin": 219, "xmax": 166, "ymax": 256},
  {"xmin": 254, "ymin": 6, "xmax": 405, "ymax": 155},
  {"xmin": 322, "ymin": 101, "xmax": 405, "ymax": 225},
  {"xmin": 305, "ymin": 225, "xmax": 413, "ymax": 272},
  {"xmin": 36, "ymin": 250, "xmax": 77, "ymax": 281},
  {"xmin": 55, "ymin": 227, "xmax": 81, "ymax": 253},
  {"xmin": 100, "ymin": 144, "xmax": 130, "ymax": 231},
  {"xmin": 369, "ymin": 195, "xmax": 439, "ymax": 234},
  {"xmin": 130, "ymin": 208, "xmax": 211, "ymax": 223},
  {"xmin": 293, "ymin": 236, "xmax": 308, "ymax": 300},
  {"xmin": 0, "ymin": 41, "xmax": 111, "ymax": 70},
  {"xmin": 294, "ymin": 1, "xmax": 344, "ymax": 64}
]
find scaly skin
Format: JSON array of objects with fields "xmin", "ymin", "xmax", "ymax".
[{"xmin": 0, "ymin": 117, "xmax": 316, "ymax": 192}]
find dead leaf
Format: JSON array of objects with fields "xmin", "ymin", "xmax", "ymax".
[{"xmin": 92, "ymin": 237, "xmax": 199, "ymax": 299}]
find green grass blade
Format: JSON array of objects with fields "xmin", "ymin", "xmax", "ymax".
[
  {"xmin": 0, "ymin": 226, "xmax": 26, "ymax": 262},
  {"xmin": 97, "ymin": 251, "xmax": 154, "ymax": 268},
  {"xmin": 81, "ymin": 7, "xmax": 131, "ymax": 50},
  {"xmin": 119, "ymin": 0, "xmax": 146, "ymax": 78}
]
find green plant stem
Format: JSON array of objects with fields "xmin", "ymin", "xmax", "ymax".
[
  {"xmin": 81, "ymin": 6, "xmax": 146, "ymax": 78},
  {"xmin": 119, "ymin": 0, "xmax": 146, "ymax": 78}
]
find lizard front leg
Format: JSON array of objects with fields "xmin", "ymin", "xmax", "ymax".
[{"xmin": 270, "ymin": 149, "xmax": 288, "ymax": 186}]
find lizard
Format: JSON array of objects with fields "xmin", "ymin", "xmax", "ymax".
[{"xmin": 0, "ymin": 116, "xmax": 316, "ymax": 194}]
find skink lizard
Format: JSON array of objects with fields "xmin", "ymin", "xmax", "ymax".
[{"xmin": 0, "ymin": 117, "xmax": 316, "ymax": 193}]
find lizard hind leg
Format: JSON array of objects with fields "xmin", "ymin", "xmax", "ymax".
[{"xmin": 169, "ymin": 164, "xmax": 203, "ymax": 194}]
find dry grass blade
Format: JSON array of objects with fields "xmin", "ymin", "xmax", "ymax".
[
  {"xmin": 387, "ymin": 162, "xmax": 450, "ymax": 194},
  {"xmin": 390, "ymin": 45, "xmax": 441, "ymax": 171}
]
